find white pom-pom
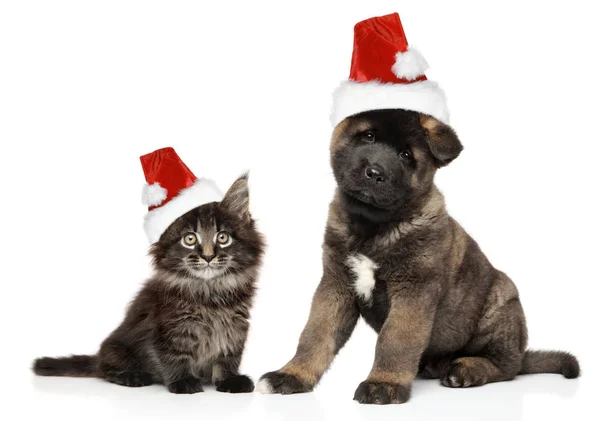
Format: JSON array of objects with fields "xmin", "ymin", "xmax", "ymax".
[
  {"xmin": 142, "ymin": 182, "xmax": 168, "ymax": 207},
  {"xmin": 392, "ymin": 46, "xmax": 429, "ymax": 81}
]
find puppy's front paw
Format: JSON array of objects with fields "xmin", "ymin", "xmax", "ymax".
[
  {"xmin": 353, "ymin": 380, "xmax": 411, "ymax": 405},
  {"xmin": 216, "ymin": 375, "xmax": 254, "ymax": 393},
  {"xmin": 257, "ymin": 371, "xmax": 312, "ymax": 395},
  {"xmin": 167, "ymin": 377, "xmax": 204, "ymax": 394}
]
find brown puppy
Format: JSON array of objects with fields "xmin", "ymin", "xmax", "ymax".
[{"xmin": 258, "ymin": 109, "xmax": 580, "ymax": 404}]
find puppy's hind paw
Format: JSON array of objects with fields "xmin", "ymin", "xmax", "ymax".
[
  {"xmin": 257, "ymin": 371, "xmax": 312, "ymax": 395},
  {"xmin": 440, "ymin": 361, "xmax": 487, "ymax": 388}
]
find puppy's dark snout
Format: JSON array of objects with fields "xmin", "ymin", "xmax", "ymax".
[{"xmin": 365, "ymin": 165, "xmax": 386, "ymax": 183}]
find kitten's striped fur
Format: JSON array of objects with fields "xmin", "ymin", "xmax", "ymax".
[{"xmin": 33, "ymin": 175, "xmax": 264, "ymax": 394}]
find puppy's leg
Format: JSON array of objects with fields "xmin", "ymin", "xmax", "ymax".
[
  {"xmin": 441, "ymin": 275, "xmax": 525, "ymax": 388},
  {"xmin": 354, "ymin": 287, "xmax": 437, "ymax": 405},
  {"xmin": 441, "ymin": 357, "xmax": 514, "ymax": 387},
  {"xmin": 258, "ymin": 250, "xmax": 359, "ymax": 394},
  {"xmin": 419, "ymin": 355, "xmax": 454, "ymax": 379}
]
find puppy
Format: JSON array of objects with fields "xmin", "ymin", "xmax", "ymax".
[{"xmin": 258, "ymin": 109, "xmax": 580, "ymax": 404}]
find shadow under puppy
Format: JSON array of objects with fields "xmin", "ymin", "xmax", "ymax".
[
  {"xmin": 258, "ymin": 13, "xmax": 579, "ymax": 404},
  {"xmin": 34, "ymin": 148, "xmax": 264, "ymax": 394}
]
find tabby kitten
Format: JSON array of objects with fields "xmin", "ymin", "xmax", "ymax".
[{"xmin": 33, "ymin": 175, "xmax": 264, "ymax": 394}]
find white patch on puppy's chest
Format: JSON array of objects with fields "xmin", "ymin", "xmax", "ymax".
[{"xmin": 347, "ymin": 254, "xmax": 379, "ymax": 301}]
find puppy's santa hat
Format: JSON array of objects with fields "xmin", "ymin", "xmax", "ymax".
[
  {"xmin": 330, "ymin": 13, "xmax": 449, "ymax": 127},
  {"xmin": 140, "ymin": 147, "xmax": 223, "ymax": 243}
]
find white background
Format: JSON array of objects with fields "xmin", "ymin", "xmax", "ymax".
[{"xmin": 1, "ymin": 1, "xmax": 598, "ymax": 420}]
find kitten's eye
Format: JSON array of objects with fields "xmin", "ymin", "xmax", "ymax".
[
  {"xmin": 362, "ymin": 131, "xmax": 375, "ymax": 143},
  {"xmin": 181, "ymin": 233, "xmax": 198, "ymax": 248},
  {"xmin": 400, "ymin": 150, "xmax": 412, "ymax": 161},
  {"xmin": 215, "ymin": 231, "xmax": 232, "ymax": 247}
]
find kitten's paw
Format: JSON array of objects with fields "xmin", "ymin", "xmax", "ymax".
[
  {"xmin": 353, "ymin": 380, "xmax": 411, "ymax": 405},
  {"xmin": 216, "ymin": 375, "xmax": 254, "ymax": 393},
  {"xmin": 168, "ymin": 377, "xmax": 204, "ymax": 394},
  {"xmin": 440, "ymin": 361, "xmax": 487, "ymax": 388},
  {"xmin": 106, "ymin": 371, "xmax": 153, "ymax": 387},
  {"xmin": 257, "ymin": 371, "xmax": 312, "ymax": 395}
]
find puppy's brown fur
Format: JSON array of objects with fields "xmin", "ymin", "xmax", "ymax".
[{"xmin": 259, "ymin": 109, "xmax": 579, "ymax": 404}]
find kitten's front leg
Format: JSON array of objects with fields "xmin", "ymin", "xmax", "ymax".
[
  {"xmin": 155, "ymin": 334, "xmax": 204, "ymax": 394},
  {"xmin": 166, "ymin": 376, "xmax": 204, "ymax": 394},
  {"xmin": 161, "ymin": 357, "xmax": 204, "ymax": 394},
  {"xmin": 213, "ymin": 344, "xmax": 254, "ymax": 393},
  {"xmin": 214, "ymin": 360, "xmax": 254, "ymax": 394}
]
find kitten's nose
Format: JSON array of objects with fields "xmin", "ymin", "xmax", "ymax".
[{"xmin": 202, "ymin": 254, "xmax": 216, "ymax": 263}]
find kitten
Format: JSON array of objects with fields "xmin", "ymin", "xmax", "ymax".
[{"xmin": 33, "ymin": 175, "xmax": 264, "ymax": 394}]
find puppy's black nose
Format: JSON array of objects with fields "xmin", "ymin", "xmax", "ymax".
[
  {"xmin": 203, "ymin": 254, "xmax": 216, "ymax": 263},
  {"xmin": 365, "ymin": 166, "xmax": 386, "ymax": 183}
]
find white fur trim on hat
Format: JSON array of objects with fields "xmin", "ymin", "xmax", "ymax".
[
  {"xmin": 142, "ymin": 182, "xmax": 168, "ymax": 207},
  {"xmin": 143, "ymin": 178, "xmax": 223, "ymax": 244},
  {"xmin": 392, "ymin": 47, "xmax": 429, "ymax": 81},
  {"xmin": 330, "ymin": 79, "xmax": 449, "ymax": 127}
]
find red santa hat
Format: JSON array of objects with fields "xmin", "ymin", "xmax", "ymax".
[
  {"xmin": 140, "ymin": 147, "xmax": 223, "ymax": 243},
  {"xmin": 330, "ymin": 13, "xmax": 449, "ymax": 127}
]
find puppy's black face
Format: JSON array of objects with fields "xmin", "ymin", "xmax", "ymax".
[{"xmin": 330, "ymin": 109, "xmax": 462, "ymax": 224}]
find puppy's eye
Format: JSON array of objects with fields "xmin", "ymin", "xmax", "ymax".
[
  {"xmin": 182, "ymin": 233, "xmax": 198, "ymax": 248},
  {"xmin": 362, "ymin": 131, "xmax": 375, "ymax": 143},
  {"xmin": 215, "ymin": 231, "xmax": 232, "ymax": 247},
  {"xmin": 400, "ymin": 150, "xmax": 412, "ymax": 161}
]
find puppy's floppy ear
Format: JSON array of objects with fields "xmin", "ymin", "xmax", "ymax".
[
  {"xmin": 221, "ymin": 173, "xmax": 250, "ymax": 221},
  {"xmin": 420, "ymin": 115, "xmax": 463, "ymax": 167}
]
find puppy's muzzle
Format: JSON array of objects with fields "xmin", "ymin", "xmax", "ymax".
[{"xmin": 364, "ymin": 165, "xmax": 386, "ymax": 184}]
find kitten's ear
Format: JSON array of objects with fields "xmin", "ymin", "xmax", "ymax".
[
  {"xmin": 420, "ymin": 115, "xmax": 463, "ymax": 167},
  {"xmin": 221, "ymin": 173, "xmax": 250, "ymax": 221}
]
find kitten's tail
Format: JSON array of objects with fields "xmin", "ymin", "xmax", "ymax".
[
  {"xmin": 519, "ymin": 350, "xmax": 580, "ymax": 379},
  {"xmin": 33, "ymin": 355, "xmax": 99, "ymax": 378}
]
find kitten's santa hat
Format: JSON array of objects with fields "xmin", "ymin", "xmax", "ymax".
[
  {"xmin": 140, "ymin": 147, "xmax": 223, "ymax": 243},
  {"xmin": 330, "ymin": 12, "xmax": 449, "ymax": 127}
]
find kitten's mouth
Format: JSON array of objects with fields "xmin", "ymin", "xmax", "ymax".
[{"xmin": 187, "ymin": 265, "xmax": 226, "ymax": 280}]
